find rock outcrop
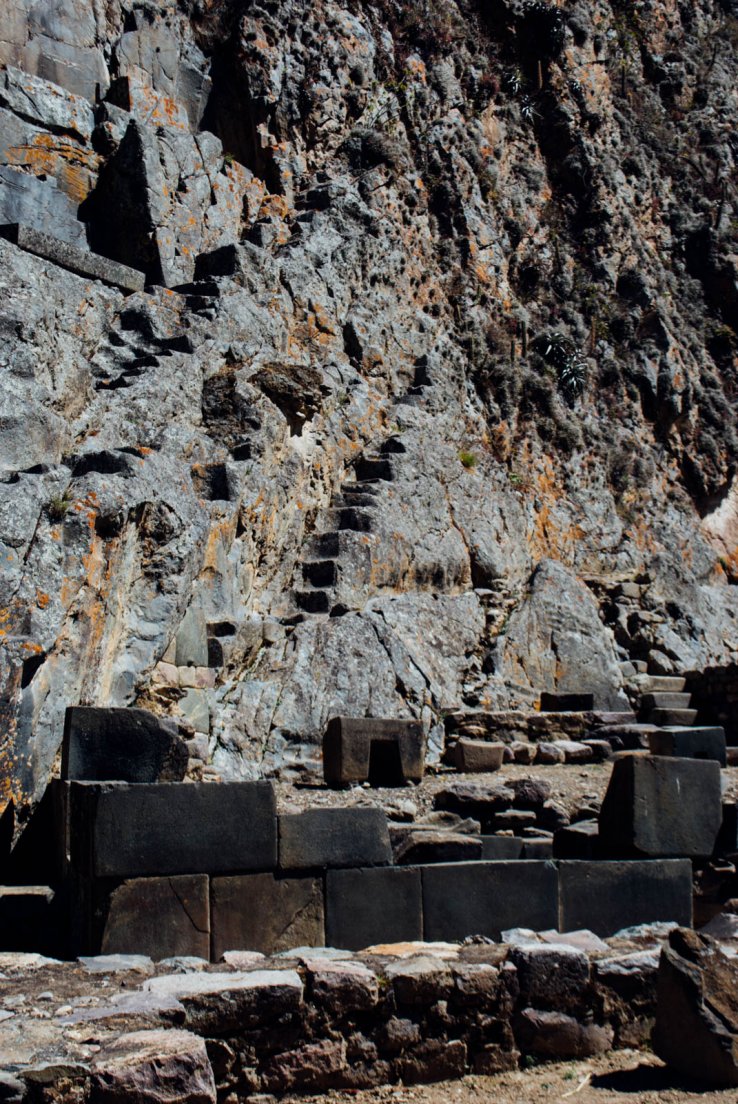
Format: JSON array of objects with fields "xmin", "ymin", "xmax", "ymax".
[{"xmin": 1, "ymin": 0, "xmax": 738, "ymax": 823}]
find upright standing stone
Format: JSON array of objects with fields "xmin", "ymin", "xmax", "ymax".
[
  {"xmin": 325, "ymin": 867, "xmax": 422, "ymax": 950},
  {"xmin": 598, "ymin": 755, "xmax": 722, "ymax": 858},
  {"xmin": 94, "ymin": 875, "xmax": 210, "ymax": 960},
  {"xmin": 558, "ymin": 860, "xmax": 693, "ymax": 935},
  {"xmin": 422, "ymin": 861, "xmax": 558, "ymax": 941}
]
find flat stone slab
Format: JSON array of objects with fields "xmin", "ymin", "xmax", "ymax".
[
  {"xmin": 540, "ymin": 692, "xmax": 594, "ymax": 712},
  {"xmin": 0, "ymin": 223, "xmax": 145, "ymax": 292},
  {"xmin": 326, "ymin": 867, "xmax": 423, "ymax": 951},
  {"xmin": 211, "ymin": 873, "xmax": 324, "ymax": 958},
  {"xmin": 422, "ymin": 861, "xmax": 558, "ymax": 942}
]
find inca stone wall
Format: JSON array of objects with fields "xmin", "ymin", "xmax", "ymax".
[{"xmin": 1, "ymin": 0, "xmax": 738, "ymax": 823}]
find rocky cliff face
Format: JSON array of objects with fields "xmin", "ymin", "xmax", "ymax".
[{"xmin": 1, "ymin": 0, "xmax": 738, "ymax": 821}]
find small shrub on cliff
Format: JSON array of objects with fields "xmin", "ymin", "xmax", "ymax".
[
  {"xmin": 459, "ymin": 450, "xmax": 477, "ymax": 469},
  {"xmin": 47, "ymin": 495, "xmax": 72, "ymax": 521}
]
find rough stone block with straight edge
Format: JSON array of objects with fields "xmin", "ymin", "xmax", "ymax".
[
  {"xmin": 279, "ymin": 808, "xmax": 391, "ymax": 870},
  {"xmin": 326, "ymin": 867, "xmax": 422, "ymax": 951},
  {"xmin": 480, "ymin": 836, "xmax": 524, "ymax": 860},
  {"xmin": 454, "ymin": 739, "xmax": 505, "ymax": 773},
  {"xmin": 211, "ymin": 873, "xmax": 324, "ymax": 958},
  {"xmin": 422, "ymin": 861, "xmax": 558, "ymax": 942},
  {"xmin": 67, "ymin": 781, "xmax": 277, "ymax": 878},
  {"xmin": 558, "ymin": 859, "xmax": 693, "ymax": 936},
  {"xmin": 62, "ymin": 706, "xmax": 189, "ymax": 783},
  {"xmin": 598, "ymin": 755, "xmax": 722, "ymax": 858},
  {"xmin": 0, "ymin": 223, "xmax": 145, "ymax": 292},
  {"xmin": 648, "ymin": 727, "xmax": 727, "ymax": 767},
  {"xmin": 323, "ymin": 716, "xmax": 425, "ymax": 787},
  {"xmin": 98, "ymin": 875, "xmax": 210, "ymax": 960}
]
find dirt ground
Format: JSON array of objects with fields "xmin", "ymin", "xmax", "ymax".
[
  {"xmin": 277, "ymin": 762, "xmax": 738, "ymax": 820},
  {"xmin": 285, "ymin": 1050, "xmax": 738, "ymax": 1104}
]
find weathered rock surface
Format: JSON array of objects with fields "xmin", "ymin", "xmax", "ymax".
[
  {"xmin": 653, "ymin": 927, "xmax": 738, "ymax": 1087},
  {"xmin": 1, "ymin": 0, "xmax": 738, "ymax": 828}
]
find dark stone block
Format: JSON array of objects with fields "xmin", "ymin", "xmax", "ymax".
[
  {"xmin": 540, "ymin": 692, "xmax": 594, "ymax": 712},
  {"xmin": 648, "ymin": 726, "xmax": 727, "ymax": 766},
  {"xmin": 211, "ymin": 873, "xmax": 324, "ymax": 957},
  {"xmin": 0, "ymin": 223, "xmax": 145, "ymax": 292},
  {"xmin": 95, "ymin": 875, "xmax": 210, "ymax": 960},
  {"xmin": 715, "ymin": 804, "xmax": 738, "ymax": 856},
  {"xmin": 0, "ymin": 886, "xmax": 59, "ymax": 955},
  {"xmin": 522, "ymin": 839, "xmax": 554, "ymax": 860},
  {"xmin": 422, "ymin": 861, "xmax": 558, "ymax": 942},
  {"xmin": 480, "ymin": 836, "xmax": 524, "ymax": 860},
  {"xmin": 553, "ymin": 820, "xmax": 602, "ymax": 860},
  {"xmin": 326, "ymin": 867, "xmax": 422, "ymax": 951},
  {"xmin": 323, "ymin": 717, "xmax": 425, "ymax": 786},
  {"xmin": 68, "ymin": 781, "xmax": 277, "ymax": 877},
  {"xmin": 279, "ymin": 808, "xmax": 391, "ymax": 870},
  {"xmin": 62, "ymin": 706, "xmax": 189, "ymax": 784},
  {"xmin": 598, "ymin": 755, "xmax": 722, "ymax": 858},
  {"xmin": 558, "ymin": 859, "xmax": 693, "ymax": 936},
  {"xmin": 395, "ymin": 831, "xmax": 482, "ymax": 865}
]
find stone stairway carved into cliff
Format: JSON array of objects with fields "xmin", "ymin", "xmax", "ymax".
[
  {"xmin": 288, "ymin": 438, "xmax": 406, "ymax": 620},
  {"xmin": 90, "ymin": 281, "xmax": 218, "ymax": 391}
]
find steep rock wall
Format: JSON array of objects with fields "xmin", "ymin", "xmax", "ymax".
[{"xmin": 1, "ymin": 0, "xmax": 738, "ymax": 820}]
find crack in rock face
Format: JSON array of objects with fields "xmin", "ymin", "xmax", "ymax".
[{"xmin": 1, "ymin": 0, "xmax": 738, "ymax": 820}]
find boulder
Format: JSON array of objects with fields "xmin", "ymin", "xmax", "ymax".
[
  {"xmin": 91, "ymin": 1029, "xmax": 216, "ymax": 1103},
  {"xmin": 653, "ymin": 928, "xmax": 738, "ymax": 1086}
]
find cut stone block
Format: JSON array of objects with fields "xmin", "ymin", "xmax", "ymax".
[
  {"xmin": 325, "ymin": 867, "xmax": 422, "ymax": 951},
  {"xmin": 0, "ymin": 886, "xmax": 57, "ymax": 954},
  {"xmin": 648, "ymin": 727, "xmax": 726, "ymax": 766},
  {"xmin": 395, "ymin": 831, "xmax": 482, "ymax": 865},
  {"xmin": 640, "ymin": 692, "xmax": 692, "ymax": 711},
  {"xmin": 211, "ymin": 873, "xmax": 324, "ymax": 958},
  {"xmin": 539, "ymin": 692, "xmax": 594, "ymax": 712},
  {"xmin": 598, "ymin": 756, "xmax": 722, "ymax": 858},
  {"xmin": 323, "ymin": 716, "xmax": 425, "ymax": 786},
  {"xmin": 422, "ymin": 861, "xmax": 558, "ymax": 942},
  {"xmin": 68, "ymin": 781, "xmax": 277, "ymax": 877},
  {"xmin": 648, "ymin": 708, "xmax": 698, "ymax": 726},
  {"xmin": 0, "ymin": 223, "xmax": 144, "ymax": 292},
  {"xmin": 454, "ymin": 739, "xmax": 505, "ymax": 773},
  {"xmin": 99, "ymin": 875, "xmax": 210, "ymax": 961},
  {"xmin": 553, "ymin": 821, "xmax": 601, "ymax": 860},
  {"xmin": 523, "ymin": 839, "xmax": 554, "ymax": 860},
  {"xmin": 278, "ymin": 808, "xmax": 391, "ymax": 870},
  {"xmin": 62, "ymin": 706, "xmax": 188, "ymax": 783},
  {"xmin": 480, "ymin": 836, "xmax": 524, "ymax": 860},
  {"xmin": 558, "ymin": 859, "xmax": 693, "ymax": 936},
  {"xmin": 0, "ymin": 165, "xmax": 85, "ymax": 246},
  {"xmin": 715, "ymin": 804, "xmax": 738, "ymax": 856}
]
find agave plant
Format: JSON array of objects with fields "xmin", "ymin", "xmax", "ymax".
[{"xmin": 543, "ymin": 332, "xmax": 587, "ymax": 399}]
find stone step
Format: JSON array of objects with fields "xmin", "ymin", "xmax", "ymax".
[
  {"xmin": 341, "ymin": 481, "xmax": 382, "ymax": 496},
  {"xmin": 334, "ymin": 508, "xmax": 373, "ymax": 533},
  {"xmin": 294, "ymin": 589, "xmax": 332, "ymax": 613},
  {"xmin": 594, "ymin": 724, "xmax": 659, "ymax": 750},
  {"xmin": 648, "ymin": 708, "xmax": 698, "ymax": 726},
  {"xmin": 640, "ymin": 692, "xmax": 692, "ymax": 711},
  {"xmin": 354, "ymin": 457, "xmax": 394, "ymax": 482},
  {"xmin": 308, "ymin": 532, "xmax": 340, "ymax": 558},
  {"xmin": 337, "ymin": 491, "xmax": 377, "ymax": 507},
  {"xmin": 302, "ymin": 560, "xmax": 338, "ymax": 587},
  {"xmin": 634, "ymin": 675, "xmax": 686, "ymax": 692}
]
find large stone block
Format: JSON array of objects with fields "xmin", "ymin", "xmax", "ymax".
[
  {"xmin": 454, "ymin": 739, "xmax": 504, "ymax": 773},
  {"xmin": 0, "ymin": 223, "xmax": 145, "ymax": 292},
  {"xmin": 279, "ymin": 808, "xmax": 391, "ymax": 870},
  {"xmin": 323, "ymin": 717, "xmax": 425, "ymax": 786},
  {"xmin": 95, "ymin": 875, "xmax": 210, "ymax": 960},
  {"xmin": 598, "ymin": 755, "xmax": 722, "ymax": 858},
  {"xmin": 422, "ymin": 861, "xmax": 558, "ymax": 942},
  {"xmin": 0, "ymin": 886, "xmax": 58, "ymax": 955},
  {"xmin": 558, "ymin": 860, "xmax": 693, "ymax": 936},
  {"xmin": 68, "ymin": 781, "xmax": 277, "ymax": 877},
  {"xmin": 648, "ymin": 726, "xmax": 726, "ymax": 766},
  {"xmin": 62, "ymin": 706, "xmax": 188, "ymax": 784},
  {"xmin": 325, "ymin": 867, "xmax": 422, "ymax": 950},
  {"xmin": 0, "ymin": 165, "xmax": 85, "ymax": 245},
  {"xmin": 211, "ymin": 873, "xmax": 324, "ymax": 958}
]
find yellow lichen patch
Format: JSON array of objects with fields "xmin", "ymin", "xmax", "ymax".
[
  {"xmin": 6, "ymin": 135, "xmax": 100, "ymax": 202},
  {"xmin": 35, "ymin": 591, "xmax": 50, "ymax": 609}
]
